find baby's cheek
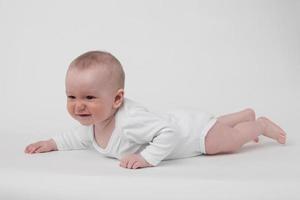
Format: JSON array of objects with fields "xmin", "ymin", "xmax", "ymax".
[
  {"xmin": 66, "ymin": 103, "xmax": 75, "ymax": 116},
  {"xmin": 90, "ymin": 104, "xmax": 107, "ymax": 117}
]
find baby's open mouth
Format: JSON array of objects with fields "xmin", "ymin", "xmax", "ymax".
[{"xmin": 77, "ymin": 114, "xmax": 91, "ymax": 117}]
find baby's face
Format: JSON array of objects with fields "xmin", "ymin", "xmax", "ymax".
[{"xmin": 65, "ymin": 67, "xmax": 119, "ymax": 126}]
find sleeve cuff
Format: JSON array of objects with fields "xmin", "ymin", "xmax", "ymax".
[
  {"xmin": 140, "ymin": 151, "xmax": 161, "ymax": 166},
  {"xmin": 51, "ymin": 136, "xmax": 64, "ymax": 151}
]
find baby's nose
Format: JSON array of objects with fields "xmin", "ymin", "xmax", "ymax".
[{"xmin": 75, "ymin": 101, "xmax": 86, "ymax": 111}]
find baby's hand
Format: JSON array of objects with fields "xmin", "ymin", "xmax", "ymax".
[
  {"xmin": 24, "ymin": 139, "xmax": 58, "ymax": 154},
  {"xmin": 120, "ymin": 153, "xmax": 153, "ymax": 169}
]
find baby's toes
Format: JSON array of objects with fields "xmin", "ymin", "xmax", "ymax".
[{"xmin": 278, "ymin": 133, "xmax": 286, "ymax": 144}]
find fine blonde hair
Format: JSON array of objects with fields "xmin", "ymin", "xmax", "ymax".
[{"xmin": 69, "ymin": 50, "xmax": 125, "ymax": 90}]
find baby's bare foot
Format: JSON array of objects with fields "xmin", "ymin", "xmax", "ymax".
[{"xmin": 257, "ymin": 117, "xmax": 286, "ymax": 144}]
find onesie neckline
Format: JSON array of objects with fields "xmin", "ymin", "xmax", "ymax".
[{"xmin": 91, "ymin": 106, "xmax": 122, "ymax": 154}]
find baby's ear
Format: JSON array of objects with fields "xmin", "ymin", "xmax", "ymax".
[{"xmin": 113, "ymin": 89, "xmax": 124, "ymax": 109}]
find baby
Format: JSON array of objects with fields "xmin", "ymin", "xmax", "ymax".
[{"xmin": 25, "ymin": 51, "xmax": 287, "ymax": 169}]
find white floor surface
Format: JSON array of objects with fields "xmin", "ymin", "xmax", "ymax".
[{"xmin": 1, "ymin": 127, "xmax": 299, "ymax": 200}]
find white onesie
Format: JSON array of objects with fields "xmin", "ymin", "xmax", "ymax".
[{"xmin": 53, "ymin": 98, "xmax": 217, "ymax": 166}]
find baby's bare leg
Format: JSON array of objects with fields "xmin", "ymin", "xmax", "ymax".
[
  {"xmin": 205, "ymin": 121, "xmax": 263, "ymax": 154},
  {"xmin": 205, "ymin": 118, "xmax": 286, "ymax": 155},
  {"xmin": 217, "ymin": 108, "xmax": 259, "ymax": 142},
  {"xmin": 217, "ymin": 108, "xmax": 256, "ymax": 127}
]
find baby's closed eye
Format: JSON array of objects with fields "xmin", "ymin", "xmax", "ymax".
[
  {"xmin": 67, "ymin": 95, "xmax": 96, "ymax": 100},
  {"xmin": 68, "ymin": 96, "xmax": 76, "ymax": 99},
  {"xmin": 86, "ymin": 96, "xmax": 96, "ymax": 100}
]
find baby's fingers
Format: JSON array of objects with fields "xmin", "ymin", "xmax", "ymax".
[
  {"xmin": 25, "ymin": 145, "xmax": 36, "ymax": 154},
  {"xmin": 24, "ymin": 144, "xmax": 33, "ymax": 153},
  {"xmin": 25, "ymin": 142, "xmax": 42, "ymax": 154},
  {"xmin": 132, "ymin": 161, "xmax": 142, "ymax": 169},
  {"xmin": 35, "ymin": 145, "xmax": 48, "ymax": 153},
  {"xmin": 127, "ymin": 159, "xmax": 138, "ymax": 169},
  {"xmin": 24, "ymin": 146, "xmax": 30, "ymax": 153}
]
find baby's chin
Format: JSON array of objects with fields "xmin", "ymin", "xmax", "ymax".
[
  {"xmin": 79, "ymin": 122, "xmax": 93, "ymax": 126},
  {"xmin": 76, "ymin": 119, "xmax": 93, "ymax": 126}
]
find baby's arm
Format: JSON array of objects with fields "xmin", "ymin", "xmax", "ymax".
[
  {"xmin": 25, "ymin": 139, "xmax": 58, "ymax": 154},
  {"xmin": 121, "ymin": 110, "xmax": 181, "ymax": 169},
  {"xmin": 120, "ymin": 124, "xmax": 179, "ymax": 169},
  {"xmin": 25, "ymin": 126, "xmax": 92, "ymax": 154}
]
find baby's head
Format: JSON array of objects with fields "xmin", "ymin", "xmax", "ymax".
[{"xmin": 65, "ymin": 50, "xmax": 125, "ymax": 126}]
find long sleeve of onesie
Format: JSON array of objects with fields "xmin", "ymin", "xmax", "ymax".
[
  {"xmin": 52, "ymin": 126, "xmax": 92, "ymax": 151},
  {"xmin": 122, "ymin": 108, "xmax": 182, "ymax": 166}
]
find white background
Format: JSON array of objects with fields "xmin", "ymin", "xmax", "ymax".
[
  {"xmin": 0, "ymin": 0, "xmax": 299, "ymax": 138},
  {"xmin": 1, "ymin": 1, "xmax": 300, "ymax": 199}
]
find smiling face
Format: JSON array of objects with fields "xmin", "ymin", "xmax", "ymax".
[{"xmin": 65, "ymin": 66, "xmax": 124, "ymax": 126}]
